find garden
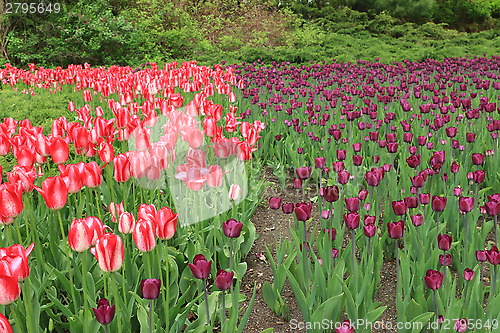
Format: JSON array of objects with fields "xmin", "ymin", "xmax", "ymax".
[{"xmin": 0, "ymin": 56, "xmax": 499, "ymax": 333}]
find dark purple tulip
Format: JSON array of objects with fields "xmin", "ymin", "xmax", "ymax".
[
  {"xmin": 463, "ymin": 268, "xmax": 475, "ymax": 281},
  {"xmin": 387, "ymin": 220, "xmax": 404, "ymax": 239},
  {"xmin": 417, "ymin": 136, "xmax": 427, "ymax": 146},
  {"xmin": 336, "ymin": 150, "xmax": 346, "ymax": 161},
  {"xmin": 344, "ymin": 212, "xmax": 360, "ymax": 229},
  {"xmin": 345, "ymin": 197, "xmax": 360, "ymax": 212},
  {"xmin": 358, "ymin": 190, "xmax": 368, "ymax": 201},
  {"xmin": 438, "ymin": 234, "xmax": 452, "ymax": 251},
  {"xmin": 458, "ymin": 197, "xmax": 474, "ymax": 213},
  {"xmin": 419, "ymin": 193, "xmax": 430, "ymax": 205},
  {"xmin": 485, "ymin": 201, "xmax": 500, "ymax": 215},
  {"xmin": 352, "ymin": 143, "xmax": 362, "ymax": 152},
  {"xmin": 364, "ymin": 215, "xmax": 376, "ymax": 225},
  {"xmin": 446, "ymin": 127, "xmax": 457, "ymax": 137},
  {"xmin": 406, "ymin": 154, "xmax": 421, "ymax": 168},
  {"xmin": 282, "ymin": 203, "xmax": 294, "ymax": 214},
  {"xmin": 433, "ymin": 151, "xmax": 446, "ymax": 163},
  {"xmin": 189, "ymin": 254, "xmax": 212, "ymax": 280},
  {"xmin": 408, "ymin": 145, "xmax": 417, "ymax": 154},
  {"xmin": 336, "ymin": 320, "xmax": 355, "ymax": 333},
  {"xmin": 387, "ymin": 142, "xmax": 398, "ymax": 153},
  {"xmin": 472, "ymin": 170, "xmax": 485, "ymax": 183},
  {"xmin": 322, "ymin": 185, "xmax": 339, "ymax": 202},
  {"xmin": 140, "ymin": 279, "xmax": 161, "ymax": 300},
  {"xmin": 487, "ymin": 246, "xmax": 500, "ymax": 265},
  {"xmin": 294, "ymin": 202, "xmax": 313, "ymax": 221},
  {"xmin": 293, "ymin": 178, "xmax": 302, "ymax": 189},
  {"xmin": 324, "ymin": 228, "xmax": 336, "ymax": 241},
  {"xmin": 332, "ymin": 161, "xmax": 345, "ymax": 172},
  {"xmin": 222, "ymin": 219, "xmax": 243, "ymax": 238},
  {"xmin": 450, "ymin": 161, "xmax": 460, "ymax": 174},
  {"xmin": 338, "ymin": 170, "xmax": 350, "ymax": 184},
  {"xmin": 424, "ymin": 269, "xmax": 443, "ymax": 290},
  {"xmin": 352, "ymin": 155, "xmax": 363, "ymax": 166},
  {"xmin": 454, "ymin": 318, "xmax": 468, "ymax": 333},
  {"xmin": 92, "ymin": 298, "xmax": 116, "ymax": 325},
  {"xmin": 269, "ymin": 197, "xmax": 282, "ymax": 210},
  {"xmin": 410, "ymin": 175, "xmax": 425, "ymax": 188},
  {"xmin": 314, "ymin": 157, "xmax": 326, "ymax": 168},
  {"xmin": 364, "ymin": 223, "xmax": 376, "ymax": 237},
  {"xmin": 439, "ymin": 254, "xmax": 452, "ymax": 266},
  {"xmin": 471, "ymin": 153, "xmax": 485, "ymax": 165},
  {"xmin": 432, "ymin": 196, "xmax": 447, "ymax": 212},
  {"xmin": 476, "ymin": 250, "xmax": 487, "ymax": 262},
  {"xmin": 411, "ymin": 214, "xmax": 423, "ymax": 226},
  {"xmin": 296, "ymin": 167, "xmax": 312, "ymax": 180},
  {"xmin": 391, "ymin": 200, "xmax": 408, "ymax": 216},
  {"xmin": 365, "ymin": 171, "xmax": 380, "ymax": 187},
  {"xmin": 331, "ymin": 248, "xmax": 339, "ymax": 258},
  {"xmin": 466, "ymin": 132, "xmax": 476, "ymax": 143},
  {"xmin": 215, "ymin": 269, "xmax": 234, "ymax": 291},
  {"xmin": 404, "ymin": 196, "xmax": 418, "ymax": 209}
]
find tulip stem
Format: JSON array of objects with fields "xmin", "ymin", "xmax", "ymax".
[
  {"xmin": 229, "ymin": 238, "xmax": 234, "ymax": 273},
  {"xmin": 303, "ymin": 221, "xmax": 309, "ymax": 283},
  {"xmin": 82, "ymin": 252, "xmax": 89, "ymax": 333},
  {"xmin": 493, "ymin": 265, "xmax": 498, "ymax": 298},
  {"xmin": 462, "ymin": 282, "xmax": 469, "ymax": 313},
  {"xmin": 203, "ymin": 281, "xmax": 210, "ymax": 326},
  {"xmin": 104, "ymin": 324, "xmax": 109, "ymax": 333},
  {"xmin": 351, "ymin": 229, "xmax": 356, "ymax": 276},
  {"xmin": 111, "ymin": 273, "xmax": 123, "ymax": 333},
  {"xmin": 57, "ymin": 209, "xmax": 65, "ymax": 247},
  {"xmin": 220, "ymin": 290, "xmax": 226, "ymax": 327},
  {"xmin": 433, "ymin": 289, "xmax": 439, "ymax": 332},
  {"xmin": 464, "ymin": 214, "xmax": 469, "ymax": 267},
  {"xmin": 494, "ymin": 215, "xmax": 498, "ymax": 246},
  {"xmin": 149, "ymin": 300, "xmax": 153, "ymax": 333}
]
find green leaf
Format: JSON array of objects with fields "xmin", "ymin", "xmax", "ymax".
[
  {"xmin": 285, "ymin": 267, "xmax": 310, "ymax": 322},
  {"xmin": 310, "ymin": 294, "xmax": 344, "ymax": 326},
  {"xmin": 409, "ymin": 312, "xmax": 435, "ymax": 333},
  {"xmin": 237, "ymin": 284, "xmax": 258, "ymax": 333}
]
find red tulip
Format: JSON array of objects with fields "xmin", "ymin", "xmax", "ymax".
[
  {"xmin": 15, "ymin": 146, "xmax": 35, "ymax": 169},
  {"xmin": 59, "ymin": 164, "xmax": 84, "ymax": 194},
  {"xmin": 424, "ymin": 269, "xmax": 443, "ymax": 290},
  {"xmin": 118, "ymin": 212, "xmax": 135, "ymax": 234},
  {"xmin": 189, "ymin": 254, "xmax": 212, "ymax": 280},
  {"xmin": 0, "ymin": 313, "xmax": 13, "ymax": 333},
  {"xmin": 0, "ymin": 274, "xmax": 20, "ymax": 305},
  {"xmin": 387, "ymin": 220, "xmax": 404, "ymax": 239},
  {"xmin": 68, "ymin": 219, "xmax": 93, "ymax": 252},
  {"xmin": 0, "ymin": 182, "xmax": 24, "ymax": 218},
  {"xmin": 83, "ymin": 162, "xmax": 103, "ymax": 188},
  {"xmin": 92, "ymin": 298, "xmax": 116, "ymax": 325},
  {"xmin": 36, "ymin": 176, "xmax": 68, "ymax": 210},
  {"xmin": 49, "ymin": 136, "xmax": 69, "ymax": 164},
  {"xmin": 98, "ymin": 142, "xmax": 115, "ymax": 164},
  {"xmin": 155, "ymin": 207, "xmax": 178, "ymax": 240},
  {"xmin": 140, "ymin": 279, "xmax": 161, "ymax": 300},
  {"xmin": 90, "ymin": 233, "xmax": 124, "ymax": 272},
  {"xmin": 133, "ymin": 219, "xmax": 156, "ymax": 252},
  {"xmin": 113, "ymin": 154, "xmax": 131, "ymax": 182},
  {"xmin": 6, "ymin": 167, "xmax": 36, "ymax": 193},
  {"xmin": 215, "ymin": 269, "xmax": 234, "ymax": 291},
  {"xmin": 206, "ymin": 165, "xmax": 223, "ymax": 188}
]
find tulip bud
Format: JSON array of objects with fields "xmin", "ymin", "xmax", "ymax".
[
  {"xmin": 188, "ymin": 254, "xmax": 212, "ymax": 280},
  {"xmin": 344, "ymin": 212, "xmax": 360, "ymax": 230},
  {"xmin": 92, "ymin": 298, "xmax": 116, "ymax": 325},
  {"xmin": 140, "ymin": 279, "xmax": 161, "ymax": 300},
  {"xmin": 294, "ymin": 202, "xmax": 312, "ymax": 221},
  {"xmin": 118, "ymin": 212, "xmax": 135, "ymax": 234},
  {"xmin": 90, "ymin": 233, "xmax": 124, "ymax": 272},
  {"xmin": 410, "ymin": 214, "xmax": 423, "ymax": 226},
  {"xmin": 454, "ymin": 318, "xmax": 467, "ymax": 333},
  {"xmin": 269, "ymin": 197, "xmax": 282, "ymax": 210},
  {"xmin": 387, "ymin": 220, "xmax": 404, "ymax": 239},
  {"xmin": 438, "ymin": 234, "xmax": 452, "ymax": 251},
  {"xmin": 133, "ymin": 219, "xmax": 156, "ymax": 252},
  {"xmin": 463, "ymin": 268, "xmax": 475, "ymax": 281},
  {"xmin": 439, "ymin": 254, "xmax": 452, "ymax": 266},
  {"xmin": 424, "ymin": 269, "xmax": 443, "ymax": 290},
  {"xmin": 228, "ymin": 184, "xmax": 242, "ymax": 201},
  {"xmin": 222, "ymin": 219, "xmax": 243, "ymax": 238},
  {"xmin": 215, "ymin": 270, "xmax": 234, "ymax": 291},
  {"xmin": 364, "ymin": 223, "xmax": 376, "ymax": 237}
]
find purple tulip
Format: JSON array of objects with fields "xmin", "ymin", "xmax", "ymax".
[
  {"xmin": 282, "ymin": 203, "xmax": 294, "ymax": 214},
  {"xmin": 296, "ymin": 167, "xmax": 312, "ymax": 180},
  {"xmin": 215, "ymin": 270, "xmax": 234, "ymax": 291},
  {"xmin": 439, "ymin": 254, "xmax": 452, "ymax": 266},
  {"xmin": 269, "ymin": 197, "xmax": 282, "ymax": 210},
  {"xmin": 424, "ymin": 269, "xmax": 443, "ymax": 290},
  {"xmin": 463, "ymin": 268, "xmax": 475, "ymax": 281},
  {"xmin": 189, "ymin": 254, "xmax": 212, "ymax": 280},
  {"xmin": 140, "ymin": 279, "xmax": 161, "ymax": 300},
  {"xmin": 438, "ymin": 234, "xmax": 452, "ymax": 251},
  {"xmin": 387, "ymin": 220, "xmax": 404, "ymax": 239},
  {"xmin": 92, "ymin": 298, "xmax": 116, "ymax": 325},
  {"xmin": 294, "ymin": 202, "xmax": 313, "ymax": 221},
  {"xmin": 222, "ymin": 219, "xmax": 243, "ymax": 238},
  {"xmin": 344, "ymin": 212, "xmax": 360, "ymax": 230},
  {"xmin": 345, "ymin": 197, "xmax": 360, "ymax": 212}
]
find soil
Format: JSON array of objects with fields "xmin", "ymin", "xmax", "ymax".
[{"xmin": 240, "ymin": 167, "xmax": 495, "ymax": 333}]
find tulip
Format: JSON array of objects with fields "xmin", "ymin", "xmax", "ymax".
[
  {"xmin": 425, "ymin": 269, "xmax": 443, "ymax": 290},
  {"xmin": 463, "ymin": 268, "xmax": 475, "ymax": 281},
  {"xmin": 49, "ymin": 136, "xmax": 69, "ymax": 164},
  {"xmin": 314, "ymin": 157, "xmax": 326, "ymax": 168},
  {"xmin": 432, "ymin": 196, "xmax": 447, "ymax": 212},
  {"xmin": 345, "ymin": 197, "xmax": 360, "ymax": 212},
  {"xmin": 337, "ymin": 170, "xmax": 350, "ymax": 185},
  {"xmin": 269, "ymin": 197, "xmax": 282, "ymax": 210},
  {"xmin": 133, "ymin": 219, "xmax": 156, "ymax": 252},
  {"xmin": 324, "ymin": 228, "xmax": 336, "ymax": 241},
  {"xmin": 68, "ymin": 219, "xmax": 93, "ymax": 252},
  {"xmin": 335, "ymin": 320, "xmax": 355, "ymax": 333},
  {"xmin": 222, "ymin": 219, "xmax": 243, "ymax": 238},
  {"xmin": 387, "ymin": 220, "xmax": 404, "ymax": 239},
  {"xmin": 0, "ymin": 182, "xmax": 24, "ymax": 218},
  {"xmin": 109, "ymin": 202, "xmax": 125, "ymax": 222},
  {"xmin": 295, "ymin": 167, "xmax": 312, "ymax": 180},
  {"xmin": 155, "ymin": 207, "xmax": 178, "ymax": 240},
  {"xmin": 215, "ymin": 269, "xmax": 234, "ymax": 291},
  {"xmin": 188, "ymin": 254, "xmax": 212, "ymax": 280},
  {"xmin": 321, "ymin": 210, "xmax": 330, "ymax": 219},
  {"xmin": 141, "ymin": 279, "xmax": 161, "ymax": 300},
  {"xmin": 476, "ymin": 250, "xmax": 487, "ymax": 262},
  {"xmin": 454, "ymin": 319, "xmax": 467, "ymax": 333},
  {"xmin": 410, "ymin": 214, "xmax": 423, "ymax": 226},
  {"xmin": 487, "ymin": 246, "xmax": 500, "ymax": 265},
  {"xmin": 118, "ymin": 212, "xmax": 135, "ymax": 234},
  {"xmin": 293, "ymin": 178, "xmax": 302, "ymax": 189},
  {"xmin": 437, "ymin": 234, "xmax": 452, "ymax": 251},
  {"xmin": 439, "ymin": 254, "xmax": 452, "ymax": 266},
  {"xmin": 344, "ymin": 212, "xmax": 360, "ymax": 230},
  {"xmin": 83, "ymin": 162, "xmax": 103, "ymax": 188},
  {"xmin": 322, "ymin": 185, "xmax": 339, "ymax": 202},
  {"xmin": 0, "ymin": 313, "xmax": 13, "ymax": 333},
  {"xmin": 450, "ymin": 161, "xmax": 460, "ymax": 174},
  {"xmin": 228, "ymin": 184, "xmax": 242, "ymax": 201},
  {"xmin": 90, "ymin": 233, "xmax": 124, "ymax": 272},
  {"xmin": 92, "ymin": 298, "xmax": 116, "ymax": 326},
  {"xmin": 406, "ymin": 154, "xmax": 421, "ymax": 168},
  {"xmin": 364, "ymin": 223, "xmax": 376, "ymax": 237},
  {"xmin": 113, "ymin": 154, "xmax": 131, "ymax": 182},
  {"xmin": 0, "ymin": 274, "xmax": 20, "ymax": 305},
  {"xmin": 35, "ymin": 176, "xmax": 68, "ymax": 210},
  {"xmin": 391, "ymin": 200, "xmax": 408, "ymax": 216},
  {"xmin": 472, "ymin": 153, "xmax": 485, "ymax": 165},
  {"xmin": 281, "ymin": 202, "xmax": 294, "ymax": 214},
  {"xmin": 294, "ymin": 202, "xmax": 313, "ymax": 221}
]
